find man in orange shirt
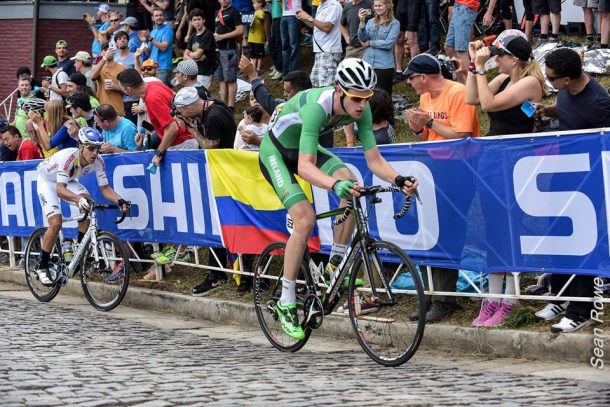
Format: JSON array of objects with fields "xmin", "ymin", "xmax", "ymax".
[
  {"xmin": 403, "ymin": 53, "xmax": 480, "ymax": 323},
  {"xmin": 91, "ymin": 44, "xmax": 127, "ymax": 115}
]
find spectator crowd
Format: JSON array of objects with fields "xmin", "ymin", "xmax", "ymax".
[{"xmin": 1, "ymin": 0, "xmax": 609, "ymax": 333}]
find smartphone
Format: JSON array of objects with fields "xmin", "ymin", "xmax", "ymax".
[
  {"xmin": 521, "ymin": 100, "xmax": 537, "ymax": 118},
  {"xmin": 450, "ymin": 60, "xmax": 459, "ymax": 71},
  {"xmin": 366, "ymin": 9, "xmax": 373, "ymax": 15},
  {"xmin": 141, "ymin": 120, "xmax": 154, "ymax": 132}
]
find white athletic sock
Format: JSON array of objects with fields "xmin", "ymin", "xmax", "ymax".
[
  {"xmin": 487, "ymin": 273, "xmax": 503, "ymax": 303},
  {"xmin": 503, "ymin": 274, "xmax": 518, "ymax": 304},
  {"xmin": 279, "ymin": 278, "xmax": 296, "ymax": 306}
]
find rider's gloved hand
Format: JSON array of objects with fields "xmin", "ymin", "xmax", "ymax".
[
  {"xmin": 118, "ymin": 198, "xmax": 131, "ymax": 212},
  {"xmin": 395, "ymin": 175, "xmax": 420, "ymax": 201},
  {"xmin": 332, "ymin": 179, "xmax": 355, "ymax": 199},
  {"xmin": 78, "ymin": 197, "xmax": 91, "ymax": 211}
]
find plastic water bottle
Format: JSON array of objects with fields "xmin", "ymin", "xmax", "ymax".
[{"xmin": 62, "ymin": 240, "xmax": 73, "ymax": 264}]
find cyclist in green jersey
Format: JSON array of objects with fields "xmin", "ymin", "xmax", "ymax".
[{"xmin": 258, "ymin": 58, "xmax": 419, "ymax": 340}]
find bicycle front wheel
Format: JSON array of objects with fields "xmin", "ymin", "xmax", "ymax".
[
  {"xmin": 81, "ymin": 231, "xmax": 130, "ymax": 311},
  {"xmin": 253, "ymin": 242, "xmax": 313, "ymax": 352},
  {"xmin": 348, "ymin": 240, "xmax": 426, "ymax": 366},
  {"xmin": 24, "ymin": 227, "xmax": 61, "ymax": 302}
]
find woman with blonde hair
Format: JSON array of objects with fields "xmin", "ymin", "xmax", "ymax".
[
  {"xmin": 357, "ymin": 0, "xmax": 400, "ymax": 97},
  {"xmin": 33, "ymin": 99, "xmax": 79, "ymax": 152},
  {"xmin": 465, "ymin": 30, "xmax": 548, "ymax": 136},
  {"xmin": 464, "ymin": 30, "xmax": 548, "ymax": 328}
]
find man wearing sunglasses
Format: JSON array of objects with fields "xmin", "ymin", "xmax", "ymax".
[
  {"xmin": 34, "ymin": 127, "xmax": 131, "ymax": 286},
  {"xmin": 257, "ymin": 58, "xmax": 419, "ymax": 340}
]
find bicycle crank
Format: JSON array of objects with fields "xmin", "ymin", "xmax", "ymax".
[{"xmin": 303, "ymin": 294, "xmax": 324, "ymax": 329}]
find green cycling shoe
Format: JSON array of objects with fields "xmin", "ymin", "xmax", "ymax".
[{"xmin": 275, "ymin": 302, "xmax": 305, "ymax": 340}]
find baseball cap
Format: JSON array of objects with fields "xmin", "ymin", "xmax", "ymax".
[
  {"xmin": 70, "ymin": 51, "xmax": 92, "ymax": 63},
  {"xmin": 489, "ymin": 35, "xmax": 532, "ymax": 62},
  {"xmin": 66, "ymin": 93, "xmax": 92, "ymax": 112},
  {"xmin": 120, "ymin": 16, "xmax": 139, "ymax": 27},
  {"xmin": 68, "ymin": 73, "xmax": 88, "ymax": 87},
  {"xmin": 40, "ymin": 55, "xmax": 58, "ymax": 68},
  {"xmin": 98, "ymin": 3, "xmax": 110, "ymax": 13},
  {"xmin": 142, "ymin": 59, "xmax": 158, "ymax": 68},
  {"xmin": 173, "ymin": 87, "xmax": 200, "ymax": 108},
  {"xmin": 402, "ymin": 53, "xmax": 442, "ymax": 78},
  {"xmin": 175, "ymin": 60, "xmax": 199, "ymax": 76},
  {"xmin": 56, "ymin": 40, "xmax": 68, "ymax": 48}
]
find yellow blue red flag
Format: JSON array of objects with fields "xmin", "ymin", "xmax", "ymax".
[{"xmin": 206, "ymin": 149, "xmax": 321, "ymax": 254}]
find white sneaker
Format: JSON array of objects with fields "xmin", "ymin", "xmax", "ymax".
[
  {"xmin": 36, "ymin": 268, "xmax": 53, "ymax": 285},
  {"xmin": 535, "ymin": 302, "xmax": 568, "ymax": 321},
  {"xmin": 551, "ymin": 317, "xmax": 592, "ymax": 333},
  {"xmin": 335, "ymin": 299, "xmax": 378, "ymax": 315}
]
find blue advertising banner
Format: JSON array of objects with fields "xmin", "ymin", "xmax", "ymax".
[{"xmin": 1, "ymin": 130, "xmax": 609, "ymax": 277}]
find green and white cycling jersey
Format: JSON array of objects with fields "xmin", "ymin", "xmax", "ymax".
[{"xmin": 259, "ymin": 86, "xmax": 378, "ymax": 209}]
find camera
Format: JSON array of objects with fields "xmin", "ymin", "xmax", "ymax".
[{"xmin": 365, "ymin": 9, "xmax": 373, "ymax": 15}]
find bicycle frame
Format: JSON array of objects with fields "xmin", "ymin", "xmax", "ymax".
[
  {"xmin": 306, "ymin": 190, "xmax": 404, "ymax": 319},
  {"xmin": 58, "ymin": 211, "xmax": 99, "ymax": 279}
]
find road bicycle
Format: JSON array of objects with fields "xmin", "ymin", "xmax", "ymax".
[
  {"xmin": 253, "ymin": 185, "xmax": 426, "ymax": 366},
  {"xmin": 24, "ymin": 202, "xmax": 130, "ymax": 311}
]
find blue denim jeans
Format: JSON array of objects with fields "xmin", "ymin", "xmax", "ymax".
[
  {"xmin": 418, "ymin": 0, "xmax": 441, "ymax": 54},
  {"xmin": 281, "ymin": 15, "xmax": 301, "ymax": 75}
]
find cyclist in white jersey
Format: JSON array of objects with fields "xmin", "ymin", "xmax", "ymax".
[{"xmin": 35, "ymin": 127, "xmax": 130, "ymax": 285}]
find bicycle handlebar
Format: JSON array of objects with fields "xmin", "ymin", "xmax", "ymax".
[
  {"xmin": 333, "ymin": 185, "xmax": 417, "ymax": 226},
  {"xmin": 77, "ymin": 202, "xmax": 129, "ymax": 224}
]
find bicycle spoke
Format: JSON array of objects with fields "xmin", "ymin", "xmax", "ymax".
[
  {"xmin": 253, "ymin": 242, "xmax": 312, "ymax": 352},
  {"xmin": 348, "ymin": 241, "xmax": 425, "ymax": 366},
  {"xmin": 81, "ymin": 232, "xmax": 130, "ymax": 311},
  {"xmin": 24, "ymin": 228, "xmax": 61, "ymax": 302}
]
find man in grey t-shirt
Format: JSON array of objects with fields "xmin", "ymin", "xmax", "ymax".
[{"xmin": 340, "ymin": 0, "xmax": 373, "ymax": 58}]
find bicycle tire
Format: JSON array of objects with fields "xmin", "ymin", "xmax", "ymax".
[
  {"xmin": 80, "ymin": 231, "xmax": 130, "ymax": 311},
  {"xmin": 24, "ymin": 227, "xmax": 61, "ymax": 302},
  {"xmin": 347, "ymin": 240, "xmax": 426, "ymax": 366},
  {"xmin": 253, "ymin": 242, "xmax": 313, "ymax": 352}
]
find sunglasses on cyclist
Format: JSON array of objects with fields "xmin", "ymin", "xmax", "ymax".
[
  {"xmin": 85, "ymin": 145, "xmax": 101, "ymax": 152},
  {"xmin": 339, "ymin": 87, "xmax": 374, "ymax": 103}
]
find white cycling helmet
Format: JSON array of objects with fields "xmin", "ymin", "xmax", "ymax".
[
  {"xmin": 78, "ymin": 127, "xmax": 104, "ymax": 146},
  {"xmin": 335, "ymin": 58, "xmax": 377, "ymax": 92},
  {"xmin": 24, "ymin": 97, "xmax": 46, "ymax": 113}
]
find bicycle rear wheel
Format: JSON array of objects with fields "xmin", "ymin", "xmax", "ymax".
[
  {"xmin": 348, "ymin": 240, "xmax": 426, "ymax": 366},
  {"xmin": 24, "ymin": 227, "xmax": 61, "ymax": 302},
  {"xmin": 81, "ymin": 231, "xmax": 130, "ymax": 311},
  {"xmin": 253, "ymin": 242, "xmax": 313, "ymax": 352}
]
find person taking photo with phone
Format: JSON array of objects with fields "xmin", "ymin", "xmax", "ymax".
[
  {"xmin": 464, "ymin": 30, "xmax": 547, "ymax": 137},
  {"xmin": 357, "ymin": 0, "xmax": 400, "ymax": 97}
]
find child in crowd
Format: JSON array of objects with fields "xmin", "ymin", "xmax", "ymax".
[
  {"xmin": 248, "ymin": 0, "xmax": 267, "ymax": 75},
  {"xmin": 234, "ymin": 105, "xmax": 268, "ymax": 150}
]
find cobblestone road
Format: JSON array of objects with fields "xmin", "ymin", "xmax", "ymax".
[{"xmin": 1, "ymin": 285, "xmax": 609, "ymax": 407}]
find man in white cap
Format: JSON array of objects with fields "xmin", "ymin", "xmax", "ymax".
[
  {"xmin": 172, "ymin": 86, "xmax": 236, "ymax": 150},
  {"xmin": 172, "ymin": 86, "xmax": 237, "ymax": 297},
  {"xmin": 71, "ymin": 51, "xmax": 97, "ymax": 93},
  {"xmin": 84, "ymin": 3, "xmax": 111, "ymax": 58}
]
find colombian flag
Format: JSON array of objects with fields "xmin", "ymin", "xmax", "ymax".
[{"xmin": 207, "ymin": 149, "xmax": 321, "ymax": 254}]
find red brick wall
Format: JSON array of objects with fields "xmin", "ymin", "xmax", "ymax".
[
  {"xmin": 0, "ymin": 18, "xmax": 94, "ymax": 103},
  {"xmin": 0, "ymin": 19, "xmax": 33, "ymax": 103}
]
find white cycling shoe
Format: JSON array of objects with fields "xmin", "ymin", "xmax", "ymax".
[{"xmin": 36, "ymin": 268, "xmax": 55, "ymax": 286}]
